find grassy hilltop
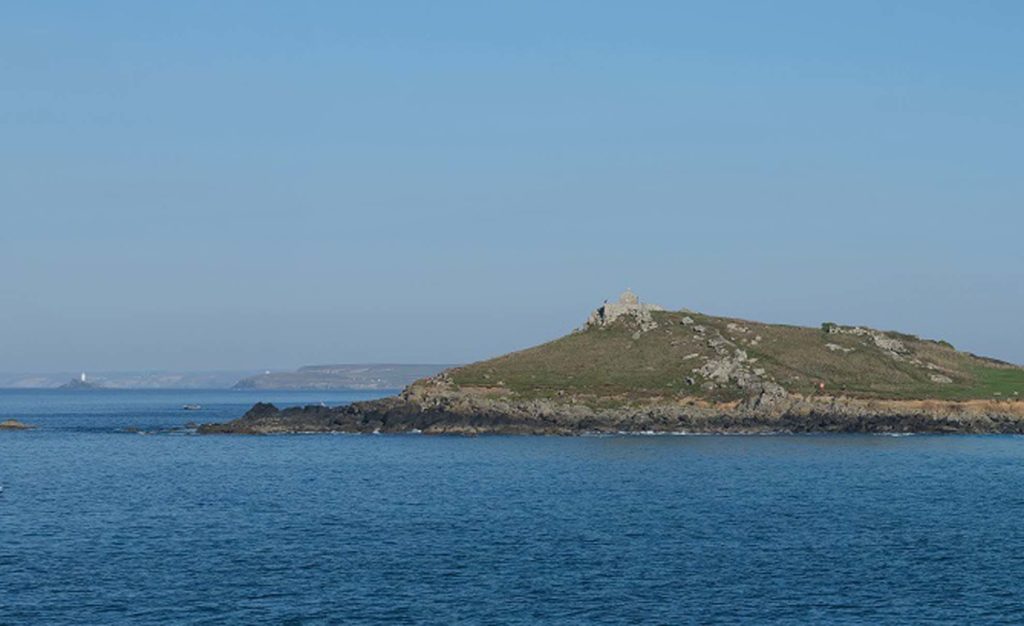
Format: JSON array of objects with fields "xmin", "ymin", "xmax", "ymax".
[{"xmin": 447, "ymin": 308, "xmax": 1024, "ymax": 404}]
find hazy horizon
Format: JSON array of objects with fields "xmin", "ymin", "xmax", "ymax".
[
  {"xmin": 0, "ymin": 363, "xmax": 458, "ymax": 390},
  {"xmin": 3, "ymin": 1, "xmax": 1022, "ymax": 371}
]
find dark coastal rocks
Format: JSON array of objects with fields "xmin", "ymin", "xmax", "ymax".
[
  {"xmin": 197, "ymin": 388, "xmax": 1024, "ymax": 436},
  {"xmin": 0, "ymin": 419, "xmax": 35, "ymax": 430},
  {"xmin": 198, "ymin": 397, "xmax": 568, "ymax": 435}
]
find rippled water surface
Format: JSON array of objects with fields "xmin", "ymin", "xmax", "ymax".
[{"xmin": 3, "ymin": 390, "xmax": 1024, "ymax": 624}]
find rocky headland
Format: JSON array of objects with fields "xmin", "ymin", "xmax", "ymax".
[{"xmin": 200, "ymin": 291, "xmax": 1024, "ymax": 436}]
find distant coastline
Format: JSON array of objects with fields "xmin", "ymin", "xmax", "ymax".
[
  {"xmin": 0, "ymin": 371, "xmax": 259, "ymax": 390},
  {"xmin": 57, "ymin": 376, "xmax": 103, "ymax": 390},
  {"xmin": 232, "ymin": 364, "xmax": 455, "ymax": 391},
  {"xmin": 0, "ymin": 364, "xmax": 457, "ymax": 391}
]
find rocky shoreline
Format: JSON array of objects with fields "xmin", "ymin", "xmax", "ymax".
[{"xmin": 198, "ymin": 384, "xmax": 1024, "ymax": 436}]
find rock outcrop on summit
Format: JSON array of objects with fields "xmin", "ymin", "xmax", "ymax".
[{"xmin": 200, "ymin": 292, "xmax": 1024, "ymax": 435}]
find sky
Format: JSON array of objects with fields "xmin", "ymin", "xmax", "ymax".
[{"xmin": 1, "ymin": 1, "xmax": 1022, "ymax": 371}]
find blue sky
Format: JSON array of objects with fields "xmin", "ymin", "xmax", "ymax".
[{"xmin": 2, "ymin": 1, "xmax": 1022, "ymax": 371}]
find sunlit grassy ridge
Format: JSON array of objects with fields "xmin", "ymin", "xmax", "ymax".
[{"xmin": 448, "ymin": 310, "xmax": 1024, "ymax": 402}]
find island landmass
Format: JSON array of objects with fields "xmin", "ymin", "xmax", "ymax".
[{"xmin": 200, "ymin": 291, "xmax": 1024, "ymax": 435}]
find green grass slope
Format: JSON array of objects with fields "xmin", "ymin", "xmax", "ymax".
[{"xmin": 448, "ymin": 310, "xmax": 1024, "ymax": 402}]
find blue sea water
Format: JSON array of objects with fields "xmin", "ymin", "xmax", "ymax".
[{"xmin": 3, "ymin": 390, "xmax": 1024, "ymax": 624}]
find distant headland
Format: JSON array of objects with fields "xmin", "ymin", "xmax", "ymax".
[
  {"xmin": 200, "ymin": 291, "xmax": 1024, "ymax": 435},
  {"xmin": 1, "ymin": 367, "xmax": 454, "ymax": 391},
  {"xmin": 233, "ymin": 364, "xmax": 455, "ymax": 391},
  {"xmin": 58, "ymin": 372, "xmax": 104, "ymax": 390}
]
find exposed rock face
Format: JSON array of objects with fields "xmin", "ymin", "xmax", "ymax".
[
  {"xmin": 0, "ymin": 419, "xmax": 35, "ymax": 430},
  {"xmin": 199, "ymin": 380, "xmax": 1024, "ymax": 436},
  {"xmin": 824, "ymin": 323, "xmax": 962, "ymax": 382},
  {"xmin": 826, "ymin": 325, "xmax": 908, "ymax": 357},
  {"xmin": 586, "ymin": 290, "xmax": 664, "ymax": 333},
  {"xmin": 691, "ymin": 324, "xmax": 778, "ymax": 397}
]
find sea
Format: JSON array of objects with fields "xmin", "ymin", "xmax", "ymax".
[{"xmin": 3, "ymin": 389, "xmax": 1024, "ymax": 624}]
